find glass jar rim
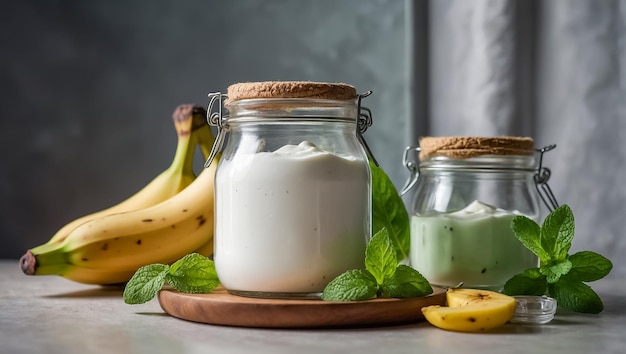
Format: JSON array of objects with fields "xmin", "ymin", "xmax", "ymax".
[
  {"xmin": 419, "ymin": 154, "xmax": 537, "ymax": 172},
  {"xmin": 224, "ymin": 98, "xmax": 359, "ymax": 121}
]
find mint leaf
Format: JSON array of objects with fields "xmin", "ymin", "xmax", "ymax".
[
  {"xmin": 521, "ymin": 267, "xmax": 544, "ymax": 279},
  {"xmin": 511, "ymin": 215, "xmax": 551, "ymax": 263},
  {"xmin": 365, "ymin": 228, "xmax": 397, "ymax": 284},
  {"xmin": 379, "ymin": 265, "xmax": 432, "ymax": 298},
  {"xmin": 540, "ymin": 260, "xmax": 572, "ymax": 284},
  {"xmin": 166, "ymin": 253, "xmax": 220, "ymax": 293},
  {"xmin": 540, "ymin": 205, "xmax": 575, "ymax": 261},
  {"xmin": 504, "ymin": 204, "xmax": 612, "ymax": 314},
  {"xmin": 123, "ymin": 264, "xmax": 169, "ymax": 304},
  {"xmin": 503, "ymin": 269, "xmax": 547, "ymax": 296},
  {"xmin": 567, "ymin": 251, "xmax": 613, "ymax": 282},
  {"xmin": 370, "ymin": 160, "xmax": 410, "ymax": 262},
  {"xmin": 323, "ymin": 227, "xmax": 432, "ymax": 301},
  {"xmin": 321, "ymin": 269, "xmax": 378, "ymax": 301},
  {"xmin": 549, "ymin": 276, "xmax": 604, "ymax": 314},
  {"xmin": 123, "ymin": 254, "xmax": 221, "ymax": 305}
]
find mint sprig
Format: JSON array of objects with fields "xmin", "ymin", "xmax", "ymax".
[
  {"xmin": 322, "ymin": 228, "xmax": 432, "ymax": 301},
  {"xmin": 123, "ymin": 253, "xmax": 219, "ymax": 304},
  {"xmin": 503, "ymin": 205, "xmax": 613, "ymax": 313}
]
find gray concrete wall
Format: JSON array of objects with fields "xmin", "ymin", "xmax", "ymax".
[{"xmin": 0, "ymin": 0, "xmax": 409, "ymax": 258}]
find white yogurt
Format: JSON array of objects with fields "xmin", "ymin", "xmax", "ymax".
[
  {"xmin": 214, "ymin": 141, "xmax": 370, "ymax": 295},
  {"xmin": 410, "ymin": 200, "xmax": 538, "ymax": 291}
]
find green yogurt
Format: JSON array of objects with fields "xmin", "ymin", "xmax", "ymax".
[{"xmin": 410, "ymin": 200, "xmax": 538, "ymax": 291}]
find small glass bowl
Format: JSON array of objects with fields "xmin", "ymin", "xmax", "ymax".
[{"xmin": 511, "ymin": 295, "xmax": 557, "ymax": 324}]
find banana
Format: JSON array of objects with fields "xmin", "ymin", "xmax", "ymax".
[
  {"xmin": 20, "ymin": 154, "xmax": 219, "ymax": 285},
  {"xmin": 45, "ymin": 104, "xmax": 207, "ymax": 245},
  {"xmin": 189, "ymin": 117, "xmax": 217, "ymax": 258},
  {"xmin": 192, "ymin": 238, "xmax": 215, "ymax": 259},
  {"xmin": 421, "ymin": 288, "xmax": 516, "ymax": 332},
  {"xmin": 20, "ymin": 103, "xmax": 219, "ymax": 285},
  {"xmin": 22, "ymin": 262, "xmax": 138, "ymax": 286}
]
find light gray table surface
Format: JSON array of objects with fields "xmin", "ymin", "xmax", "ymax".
[{"xmin": 1, "ymin": 260, "xmax": 624, "ymax": 354}]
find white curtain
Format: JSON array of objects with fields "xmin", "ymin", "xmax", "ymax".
[{"xmin": 408, "ymin": 0, "xmax": 625, "ymax": 274}]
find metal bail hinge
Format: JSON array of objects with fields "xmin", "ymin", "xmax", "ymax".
[
  {"xmin": 534, "ymin": 144, "xmax": 559, "ymax": 212},
  {"xmin": 204, "ymin": 92, "xmax": 228, "ymax": 168},
  {"xmin": 356, "ymin": 91, "xmax": 379, "ymax": 166},
  {"xmin": 400, "ymin": 145, "xmax": 421, "ymax": 196}
]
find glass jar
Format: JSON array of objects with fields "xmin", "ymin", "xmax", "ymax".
[
  {"xmin": 401, "ymin": 136, "xmax": 557, "ymax": 291},
  {"xmin": 205, "ymin": 81, "xmax": 373, "ymax": 299}
]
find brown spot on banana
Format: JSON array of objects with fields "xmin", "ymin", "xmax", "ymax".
[
  {"xmin": 136, "ymin": 239, "xmax": 142, "ymax": 245},
  {"xmin": 101, "ymin": 243, "xmax": 109, "ymax": 251},
  {"xmin": 468, "ymin": 317, "xmax": 476, "ymax": 322},
  {"xmin": 196, "ymin": 215, "xmax": 207, "ymax": 227},
  {"xmin": 142, "ymin": 219, "xmax": 153, "ymax": 222},
  {"xmin": 474, "ymin": 293, "xmax": 489, "ymax": 300}
]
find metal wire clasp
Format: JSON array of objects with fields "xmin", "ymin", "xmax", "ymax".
[
  {"xmin": 356, "ymin": 91, "xmax": 379, "ymax": 166},
  {"xmin": 534, "ymin": 144, "xmax": 559, "ymax": 212},
  {"xmin": 203, "ymin": 92, "xmax": 228, "ymax": 168},
  {"xmin": 400, "ymin": 145, "xmax": 421, "ymax": 195}
]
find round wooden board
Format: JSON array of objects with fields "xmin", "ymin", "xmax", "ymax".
[{"xmin": 157, "ymin": 287, "xmax": 446, "ymax": 328}]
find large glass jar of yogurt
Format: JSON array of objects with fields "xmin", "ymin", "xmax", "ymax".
[
  {"xmin": 401, "ymin": 136, "xmax": 557, "ymax": 291},
  {"xmin": 204, "ymin": 81, "xmax": 373, "ymax": 299}
]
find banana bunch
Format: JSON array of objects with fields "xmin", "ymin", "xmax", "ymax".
[{"xmin": 20, "ymin": 104, "xmax": 218, "ymax": 285}]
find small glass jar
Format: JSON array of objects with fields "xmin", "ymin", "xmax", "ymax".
[
  {"xmin": 205, "ymin": 81, "xmax": 373, "ymax": 299},
  {"xmin": 401, "ymin": 136, "xmax": 556, "ymax": 291}
]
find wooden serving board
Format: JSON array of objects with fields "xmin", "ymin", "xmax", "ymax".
[{"xmin": 158, "ymin": 287, "xmax": 446, "ymax": 328}]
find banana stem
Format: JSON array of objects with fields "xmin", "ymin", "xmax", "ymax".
[
  {"xmin": 194, "ymin": 126, "xmax": 216, "ymax": 161},
  {"xmin": 20, "ymin": 249, "xmax": 66, "ymax": 275},
  {"xmin": 170, "ymin": 105, "xmax": 199, "ymax": 175},
  {"xmin": 20, "ymin": 242, "xmax": 68, "ymax": 275},
  {"xmin": 169, "ymin": 134, "xmax": 194, "ymax": 174},
  {"xmin": 19, "ymin": 250, "xmax": 36, "ymax": 275}
]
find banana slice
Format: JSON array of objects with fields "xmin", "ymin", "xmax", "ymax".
[{"xmin": 421, "ymin": 288, "xmax": 516, "ymax": 332}]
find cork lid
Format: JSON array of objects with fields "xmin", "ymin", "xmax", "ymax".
[
  {"xmin": 226, "ymin": 81, "xmax": 357, "ymax": 104},
  {"xmin": 419, "ymin": 136, "xmax": 535, "ymax": 160}
]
